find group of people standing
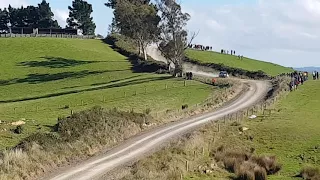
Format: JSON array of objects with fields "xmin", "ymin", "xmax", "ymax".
[
  {"xmin": 221, "ymin": 49, "xmax": 244, "ymax": 59},
  {"xmin": 312, "ymin": 71, "xmax": 319, "ymax": 80},
  {"xmin": 288, "ymin": 71, "xmax": 308, "ymax": 91},
  {"xmin": 221, "ymin": 49, "xmax": 236, "ymax": 55}
]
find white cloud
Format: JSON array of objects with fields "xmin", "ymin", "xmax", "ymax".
[
  {"xmin": 53, "ymin": 9, "xmax": 69, "ymax": 28},
  {"xmin": 0, "ymin": 0, "xmax": 28, "ymax": 8},
  {"xmin": 183, "ymin": 0, "xmax": 320, "ymax": 67}
]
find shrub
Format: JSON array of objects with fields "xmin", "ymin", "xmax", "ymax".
[
  {"xmin": 144, "ymin": 108, "xmax": 152, "ymax": 115},
  {"xmin": 224, "ymin": 157, "xmax": 241, "ymax": 173},
  {"xmin": 214, "ymin": 147, "xmax": 281, "ymax": 180},
  {"xmin": 13, "ymin": 125, "xmax": 24, "ymax": 134},
  {"xmin": 251, "ymin": 155, "xmax": 282, "ymax": 175},
  {"xmin": 236, "ymin": 167, "xmax": 255, "ymax": 180},
  {"xmin": 182, "ymin": 104, "xmax": 188, "ymax": 110},
  {"xmin": 254, "ymin": 166, "xmax": 267, "ymax": 180},
  {"xmin": 300, "ymin": 166, "xmax": 320, "ymax": 180}
]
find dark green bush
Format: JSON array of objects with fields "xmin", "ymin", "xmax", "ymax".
[
  {"xmin": 14, "ymin": 125, "xmax": 24, "ymax": 134},
  {"xmin": 182, "ymin": 104, "xmax": 188, "ymax": 110}
]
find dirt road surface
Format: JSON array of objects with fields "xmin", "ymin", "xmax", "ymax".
[{"xmin": 43, "ymin": 80, "xmax": 270, "ymax": 180}]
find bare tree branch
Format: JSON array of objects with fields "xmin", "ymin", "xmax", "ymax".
[{"xmin": 185, "ymin": 29, "xmax": 199, "ymax": 50}]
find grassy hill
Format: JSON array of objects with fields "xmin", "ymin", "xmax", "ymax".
[
  {"xmin": 186, "ymin": 49, "xmax": 293, "ymax": 76},
  {"xmin": 212, "ymin": 79, "xmax": 320, "ymax": 179},
  {"xmin": 0, "ymin": 38, "xmax": 214, "ymax": 149},
  {"xmin": 121, "ymin": 79, "xmax": 320, "ymax": 180}
]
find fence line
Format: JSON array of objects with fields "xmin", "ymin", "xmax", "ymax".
[
  {"xmin": 0, "ymin": 33, "xmax": 96, "ymax": 39},
  {"xmin": 1, "ymin": 80, "xmax": 204, "ymax": 116}
]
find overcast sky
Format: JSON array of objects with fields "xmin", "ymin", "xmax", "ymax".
[{"xmin": 1, "ymin": 0, "xmax": 320, "ymax": 68}]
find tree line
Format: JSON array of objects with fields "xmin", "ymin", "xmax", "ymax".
[
  {"xmin": 0, "ymin": 0, "xmax": 96, "ymax": 35},
  {"xmin": 106, "ymin": 0, "xmax": 197, "ymax": 76}
]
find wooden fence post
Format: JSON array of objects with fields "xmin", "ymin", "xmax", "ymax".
[
  {"xmin": 186, "ymin": 160, "xmax": 189, "ymax": 172},
  {"xmin": 202, "ymin": 147, "xmax": 205, "ymax": 155}
]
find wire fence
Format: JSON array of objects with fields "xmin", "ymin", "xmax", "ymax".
[
  {"xmin": 1, "ymin": 80, "xmax": 207, "ymax": 117},
  {"xmin": 1, "ymin": 75, "xmax": 289, "ymax": 124},
  {"xmin": 0, "ymin": 33, "xmax": 96, "ymax": 39}
]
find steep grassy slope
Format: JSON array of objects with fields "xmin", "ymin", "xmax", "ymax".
[
  {"xmin": 186, "ymin": 49, "xmax": 293, "ymax": 76},
  {"xmin": 0, "ymin": 38, "xmax": 214, "ymax": 149},
  {"xmin": 209, "ymin": 79, "xmax": 320, "ymax": 179}
]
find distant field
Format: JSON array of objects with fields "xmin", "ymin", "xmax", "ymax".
[
  {"xmin": 0, "ymin": 38, "xmax": 214, "ymax": 149},
  {"xmin": 186, "ymin": 49, "xmax": 293, "ymax": 76}
]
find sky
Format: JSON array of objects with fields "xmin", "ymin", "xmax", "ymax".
[{"xmin": 1, "ymin": 0, "xmax": 320, "ymax": 68}]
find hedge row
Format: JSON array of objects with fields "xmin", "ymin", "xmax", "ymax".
[{"xmin": 184, "ymin": 57, "xmax": 270, "ymax": 80}]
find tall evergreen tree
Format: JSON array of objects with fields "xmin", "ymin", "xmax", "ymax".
[
  {"xmin": 0, "ymin": 8, "xmax": 9, "ymax": 31},
  {"xmin": 38, "ymin": 0, "xmax": 60, "ymax": 28},
  {"xmin": 8, "ymin": 5, "xmax": 19, "ymax": 27},
  {"xmin": 67, "ymin": 0, "xmax": 96, "ymax": 35},
  {"xmin": 25, "ymin": 5, "xmax": 40, "ymax": 28}
]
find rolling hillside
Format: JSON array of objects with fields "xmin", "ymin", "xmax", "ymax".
[
  {"xmin": 0, "ymin": 38, "xmax": 214, "ymax": 149},
  {"xmin": 186, "ymin": 49, "xmax": 293, "ymax": 76},
  {"xmin": 217, "ymin": 79, "xmax": 320, "ymax": 179}
]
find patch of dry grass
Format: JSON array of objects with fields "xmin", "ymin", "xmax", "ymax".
[
  {"xmin": 300, "ymin": 166, "xmax": 320, "ymax": 180},
  {"xmin": 212, "ymin": 146, "xmax": 281, "ymax": 180}
]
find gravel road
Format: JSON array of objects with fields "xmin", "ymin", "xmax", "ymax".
[{"xmin": 43, "ymin": 79, "xmax": 270, "ymax": 180}]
